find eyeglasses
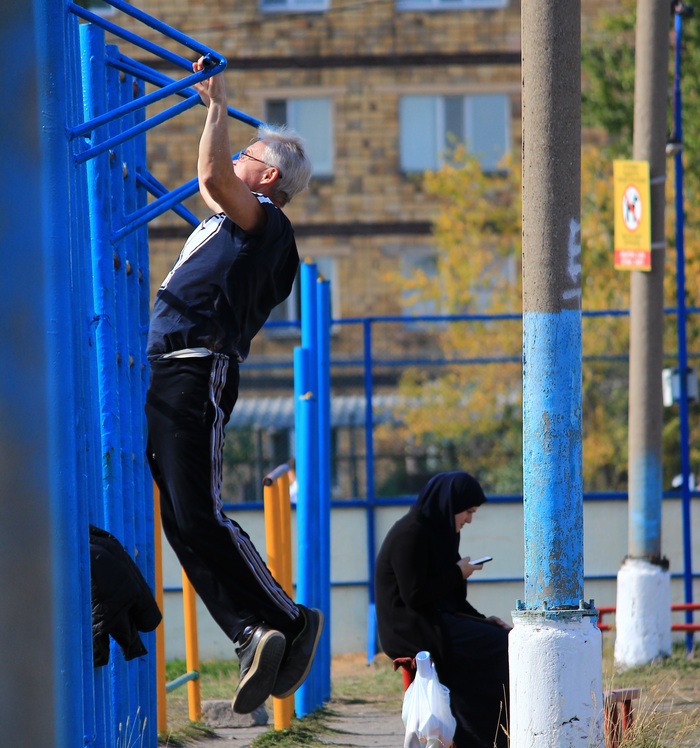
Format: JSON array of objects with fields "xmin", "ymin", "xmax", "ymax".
[{"xmin": 237, "ymin": 149, "xmax": 281, "ymax": 176}]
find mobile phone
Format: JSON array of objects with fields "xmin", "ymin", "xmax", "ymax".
[{"xmin": 471, "ymin": 555, "xmax": 493, "ymax": 565}]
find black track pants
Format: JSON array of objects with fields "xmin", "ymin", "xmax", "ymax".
[{"xmin": 145, "ymin": 354, "xmax": 299, "ymax": 643}]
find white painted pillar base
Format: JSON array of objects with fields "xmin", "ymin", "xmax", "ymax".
[
  {"xmin": 510, "ymin": 613, "xmax": 604, "ymax": 748},
  {"xmin": 614, "ymin": 558, "xmax": 671, "ymax": 669}
]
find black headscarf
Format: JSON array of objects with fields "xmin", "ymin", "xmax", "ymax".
[{"xmin": 412, "ymin": 471, "xmax": 487, "ymax": 565}]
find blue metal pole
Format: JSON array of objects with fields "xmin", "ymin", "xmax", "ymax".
[
  {"xmin": 672, "ymin": 8, "xmax": 694, "ymax": 653},
  {"xmin": 362, "ymin": 318, "xmax": 378, "ymax": 663},
  {"xmin": 293, "ymin": 346, "xmax": 319, "ymax": 716},
  {"xmin": 132, "ymin": 82, "xmax": 158, "ymax": 745},
  {"xmin": 81, "ymin": 28, "xmax": 128, "ymax": 744},
  {"xmin": 316, "ymin": 278, "xmax": 332, "ymax": 701},
  {"xmin": 297, "ymin": 261, "xmax": 323, "ymax": 710}
]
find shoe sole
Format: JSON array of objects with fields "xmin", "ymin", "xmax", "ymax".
[
  {"xmin": 273, "ymin": 609, "xmax": 325, "ymax": 699},
  {"xmin": 232, "ymin": 629, "xmax": 286, "ymax": 714}
]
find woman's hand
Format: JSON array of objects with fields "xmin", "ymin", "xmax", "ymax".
[{"xmin": 457, "ymin": 556, "xmax": 484, "ymax": 579}]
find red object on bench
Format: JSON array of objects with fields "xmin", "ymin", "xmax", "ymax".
[
  {"xmin": 604, "ymin": 688, "xmax": 640, "ymax": 748},
  {"xmin": 393, "ymin": 656, "xmax": 416, "ymax": 691}
]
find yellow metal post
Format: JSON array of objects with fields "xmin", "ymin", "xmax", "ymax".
[
  {"xmin": 182, "ymin": 569, "xmax": 202, "ymax": 722},
  {"xmin": 264, "ymin": 465, "xmax": 294, "ymax": 729}
]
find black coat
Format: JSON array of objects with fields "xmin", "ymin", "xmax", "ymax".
[
  {"xmin": 90, "ymin": 525, "xmax": 162, "ymax": 667},
  {"xmin": 374, "ymin": 506, "xmax": 485, "ymax": 681}
]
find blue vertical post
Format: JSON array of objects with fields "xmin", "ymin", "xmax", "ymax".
[
  {"xmin": 123, "ymin": 67, "xmax": 157, "ymax": 737},
  {"xmin": 81, "ymin": 26, "xmax": 126, "ymax": 745},
  {"xmin": 107, "ymin": 48, "xmax": 139, "ymax": 731},
  {"xmin": 295, "ymin": 260, "xmax": 333, "ymax": 713},
  {"xmin": 294, "ymin": 344, "xmax": 319, "ymax": 716},
  {"xmin": 316, "ymin": 277, "xmax": 332, "ymax": 701},
  {"xmin": 70, "ymin": 17, "xmax": 103, "ymax": 746},
  {"xmin": 362, "ymin": 318, "xmax": 378, "ymax": 663},
  {"xmin": 299, "ymin": 262, "xmax": 320, "ymax": 614},
  {"xmin": 672, "ymin": 6, "xmax": 694, "ymax": 653}
]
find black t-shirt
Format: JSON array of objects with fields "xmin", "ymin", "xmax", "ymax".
[{"xmin": 147, "ymin": 196, "xmax": 299, "ymax": 361}]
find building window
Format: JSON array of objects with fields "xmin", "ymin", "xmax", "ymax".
[
  {"xmin": 266, "ymin": 98, "xmax": 334, "ymax": 177},
  {"xmin": 267, "ymin": 256, "xmax": 339, "ymax": 337},
  {"xmin": 261, "ymin": 0, "xmax": 329, "ymax": 11},
  {"xmin": 397, "ymin": 0, "xmax": 507, "ymax": 10},
  {"xmin": 399, "ymin": 94, "xmax": 510, "ymax": 173}
]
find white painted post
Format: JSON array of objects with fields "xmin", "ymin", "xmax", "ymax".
[
  {"xmin": 510, "ymin": 614, "xmax": 604, "ymax": 746},
  {"xmin": 615, "ymin": 559, "xmax": 671, "ymax": 668}
]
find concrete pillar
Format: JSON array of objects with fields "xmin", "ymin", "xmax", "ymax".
[
  {"xmin": 616, "ymin": 0, "xmax": 671, "ymax": 670},
  {"xmin": 512, "ymin": 1, "xmax": 604, "ymax": 744}
]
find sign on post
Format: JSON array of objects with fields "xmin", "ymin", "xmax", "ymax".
[{"xmin": 613, "ymin": 160, "xmax": 652, "ymax": 271}]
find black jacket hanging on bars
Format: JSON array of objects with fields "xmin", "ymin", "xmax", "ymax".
[{"xmin": 90, "ymin": 525, "xmax": 162, "ymax": 667}]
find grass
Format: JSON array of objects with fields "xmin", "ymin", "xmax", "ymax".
[
  {"xmin": 160, "ymin": 652, "xmax": 404, "ymax": 746},
  {"xmin": 602, "ymin": 643, "xmax": 700, "ymax": 747},
  {"xmin": 159, "ymin": 643, "xmax": 700, "ymax": 747}
]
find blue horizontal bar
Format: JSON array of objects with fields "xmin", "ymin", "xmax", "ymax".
[
  {"xmin": 112, "ymin": 177, "xmax": 201, "ymax": 243},
  {"xmin": 216, "ymin": 492, "xmax": 698, "ymax": 514},
  {"xmin": 74, "ymin": 93, "xmax": 202, "ymax": 165},
  {"xmin": 107, "ymin": 51, "xmax": 264, "ymax": 129},
  {"xmin": 69, "ymin": 66, "xmax": 216, "ymax": 142},
  {"xmin": 161, "ymin": 570, "xmax": 700, "ymax": 598},
  {"xmin": 136, "ymin": 171, "xmax": 200, "ymax": 228},
  {"xmin": 68, "ymin": 0, "xmax": 222, "ymax": 70},
  {"xmin": 165, "ymin": 670, "xmax": 200, "ymax": 693}
]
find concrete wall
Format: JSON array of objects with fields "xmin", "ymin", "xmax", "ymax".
[{"xmin": 160, "ymin": 495, "xmax": 700, "ymax": 660}]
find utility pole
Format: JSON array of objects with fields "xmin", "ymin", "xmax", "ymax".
[
  {"xmin": 511, "ymin": 1, "xmax": 603, "ymax": 745},
  {"xmin": 615, "ymin": 0, "xmax": 672, "ymax": 669}
]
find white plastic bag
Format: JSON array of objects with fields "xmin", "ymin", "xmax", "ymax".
[{"xmin": 401, "ymin": 650, "xmax": 457, "ymax": 748}]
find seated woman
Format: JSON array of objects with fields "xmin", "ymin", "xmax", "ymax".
[{"xmin": 375, "ymin": 471, "xmax": 510, "ymax": 748}]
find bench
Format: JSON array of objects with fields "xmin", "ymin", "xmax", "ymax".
[
  {"xmin": 604, "ymin": 688, "xmax": 640, "ymax": 748},
  {"xmin": 393, "ymin": 658, "xmax": 640, "ymax": 748}
]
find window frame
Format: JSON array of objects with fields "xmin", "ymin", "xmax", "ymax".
[
  {"xmin": 265, "ymin": 97, "xmax": 334, "ymax": 178},
  {"xmin": 260, "ymin": 0, "xmax": 330, "ymax": 13},
  {"xmin": 396, "ymin": 0, "xmax": 508, "ymax": 11},
  {"xmin": 399, "ymin": 92, "xmax": 511, "ymax": 174}
]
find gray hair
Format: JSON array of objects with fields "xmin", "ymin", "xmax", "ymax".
[{"xmin": 257, "ymin": 125, "xmax": 313, "ymax": 206}]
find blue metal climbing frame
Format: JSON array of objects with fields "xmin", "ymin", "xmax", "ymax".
[{"xmin": 33, "ymin": 1, "xmax": 295, "ymax": 746}]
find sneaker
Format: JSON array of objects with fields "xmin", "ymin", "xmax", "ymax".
[
  {"xmin": 232, "ymin": 625, "xmax": 286, "ymax": 714},
  {"xmin": 272, "ymin": 606, "xmax": 324, "ymax": 699}
]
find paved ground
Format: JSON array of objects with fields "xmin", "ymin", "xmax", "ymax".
[{"xmin": 177, "ymin": 700, "xmax": 405, "ymax": 747}]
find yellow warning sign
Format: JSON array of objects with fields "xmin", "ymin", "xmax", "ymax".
[{"xmin": 614, "ymin": 160, "xmax": 652, "ymax": 271}]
